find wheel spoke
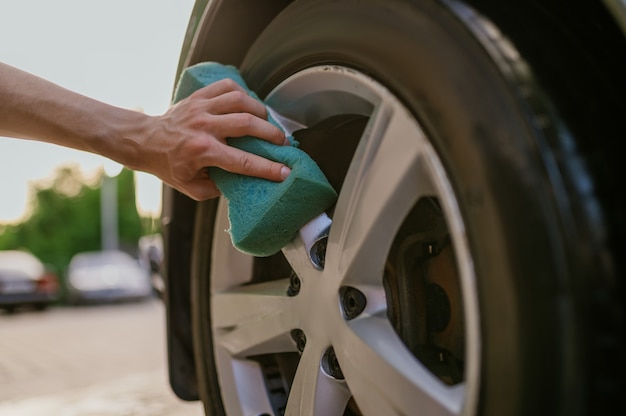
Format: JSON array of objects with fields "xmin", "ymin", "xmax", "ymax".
[
  {"xmin": 337, "ymin": 314, "xmax": 464, "ymax": 415},
  {"xmin": 213, "ymin": 347, "xmax": 276, "ymax": 415},
  {"xmin": 285, "ymin": 342, "xmax": 352, "ymax": 416},
  {"xmin": 282, "ymin": 237, "xmax": 317, "ymax": 283},
  {"xmin": 212, "ymin": 279, "xmax": 298, "ymax": 357},
  {"xmin": 328, "ymin": 102, "xmax": 436, "ymax": 286},
  {"xmin": 211, "ymin": 200, "xmax": 255, "ymax": 291}
]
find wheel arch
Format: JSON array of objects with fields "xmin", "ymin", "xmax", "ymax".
[
  {"xmin": 174, "ymin": 0, "xmax": 296, "ymax": 82},
  {"xmin": 163, "ymin": 0, "xmax": 296, "ymax": 401}
]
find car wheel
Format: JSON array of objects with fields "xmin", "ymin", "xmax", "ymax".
[
  {"xmin": 33, "ymin": 303, "xmax": 48, "ymax": 312},
  {"xmin": 189, "ymin": 1, "xmax": 623, "ymax": 415},
  {"xmin": 2, "ymin": 305, "xmax": 17, "ymax": 314}
]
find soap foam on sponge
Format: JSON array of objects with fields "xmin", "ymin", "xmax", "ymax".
[{"xmin": 173, "ymin": 62, "xmax": 337, "ymax": 256}]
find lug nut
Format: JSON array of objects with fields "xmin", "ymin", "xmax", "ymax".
[
  {"xmin": 287, "ymin": 272, "xmax": 301, "ymax": 297},
  {"xmin": 322, "ymin": 347, "xmax": 344, "ymax": 380},
  {"xmin": 291, "ymin": 329, "xmax": 306, "ymax": 353},
  {"xmin": 340, "ymin": 287, "xmax": 367, "ymax": 320},
  {"xmin": 310, "ymin": 236, "xmax": 328, "ymax": 270}
]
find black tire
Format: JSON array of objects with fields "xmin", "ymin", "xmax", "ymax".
[
  {"xmin": 33, "ymin": 303, "xmax": 48, "ymax": 312},
  {"xmin": 2, "ymin": 305, "xmax": 17, "ymax": 314},
  {"xmin": 191, "ymin": 1, "xmax": 624, "ymax": 415},
  {"xmin": 191, "ymin": 198, "xmax": 224, "ymax": 415}
]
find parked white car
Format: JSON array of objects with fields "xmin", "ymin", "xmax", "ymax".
[{"xmin": 66, "ymin": 250, "xmax": 152, "ymax": 304}]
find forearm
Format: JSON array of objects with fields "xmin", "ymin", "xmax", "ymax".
[
  {"xmin": 0, "ymin": 62, "xmax": 151, "ymax": 168},
  {"xmin": 1, "ymin": 62, "xmax": 290, "ymax": 201}
]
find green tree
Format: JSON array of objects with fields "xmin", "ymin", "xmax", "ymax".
[
  {"xmin": 0, "ymin": 165, "xmax": 145, "ymax": 274},
  {"xmin": 116, "ymin": 168, "xmax": 144, "ymax": 252}
]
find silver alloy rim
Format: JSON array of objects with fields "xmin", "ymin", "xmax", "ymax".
[{"xmin": 209, "ymin": 66, "xmax": 481, "ymax": 416}]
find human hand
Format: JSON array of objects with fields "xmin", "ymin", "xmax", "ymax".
[
  {"xmin": 144, "ymin": 78, "xmax": 290, "ymax": 200},
  {"xmin": 0, "ymin": 62, "xmax": 289, "ymax": 201}
]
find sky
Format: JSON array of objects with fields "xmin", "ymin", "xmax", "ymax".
[{"xmin": 0, "ymin": 0, "xmax": 196, "ymax": 223}]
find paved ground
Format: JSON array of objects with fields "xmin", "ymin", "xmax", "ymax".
[{"xmin": 0, "ymin": 299, "xmax": 204, "ymax": 416}]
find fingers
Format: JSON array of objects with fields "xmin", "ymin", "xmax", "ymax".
[
  {"xmin": 213, "ymin": 113, "xmax": 286, "ymax": 146},
  {"xmin": 204, "ymin": 90, "xmax": 267, "ymax": 119},
  {"xmin": 214, "ymin": 145, "xmax": 291, "ymax": 183},
  {"xmin": 186, "ymin": 79, "xmax": 286, "ymax": 146},
  {"xmin": 161, "ymin": 78, "xmax": 293, "ymax": 200},
  {"xmin": 189, "ymin": 78, "xmax": 248, "ymax": 100},
  {"xmin": 190, "ymin": 79, "xmax": 266, "ymax": 118},
  {"xmin": 173, "ymin": 146, "xmax": 291, "ymax": 201}
]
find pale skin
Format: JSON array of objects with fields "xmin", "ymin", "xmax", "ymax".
[{"xmin": 0, "ymin": 62, "xmax": 290, "ymax": 201}]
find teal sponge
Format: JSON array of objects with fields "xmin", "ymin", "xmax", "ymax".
[{"xmin": 173, "ymin": 62, "xmax": 337, "ymax": 256}]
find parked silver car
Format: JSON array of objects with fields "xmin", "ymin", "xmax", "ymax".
[
  {"xmin": 66, "ymin": 250, "xmax": 152, "ymax": 304},
  {"xmin": 0, "ymin": 250, "xmax": 59, "ymax": 313}
]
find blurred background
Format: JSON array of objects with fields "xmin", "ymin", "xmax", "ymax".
[{"xmin": 0, "ymin": 1, "xmax": 203, "ymax": 414}]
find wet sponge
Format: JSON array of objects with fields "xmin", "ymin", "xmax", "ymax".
[{"xmin": 173, "ymin": 62, "xmax": 337, "ymax": 256}]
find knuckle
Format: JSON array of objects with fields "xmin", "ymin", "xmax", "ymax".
[
  {"xmin": 187, "ymin": 140, "xmax": 207, "ymax": 155},
  {"xmin": 189, "ymin": 88, "xmax": 205, "ymax": 99},
  {"xmin": 239, "ymin": 113, "xmax": 255, "ymax": 128},
  {"xmin": 191, "ymin": 114, "xmax": 215, "ymax": 130},
  {"xmin": 189, "ymin": 101, "xmax": 206, "ymax": 115},
  {"xmin": 239, "ymin": 153, "xmax": 253, "ymax": 172},
  {"xmin": 230, "ymin": 90, "xmax": 248, "ymax": 104},
  {"xmin": 220, "ymin": 78, "xmax": 239, "ymax": 91}
]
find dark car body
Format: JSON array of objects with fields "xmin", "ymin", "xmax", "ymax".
[{"xmin": 0, "ymin": 250, "xmax": 59, "ymax": 312}]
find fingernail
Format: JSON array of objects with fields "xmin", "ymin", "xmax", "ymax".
[{"xmin": 280, "ymin": 166, "xmax": 291, "ymax": 179}]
